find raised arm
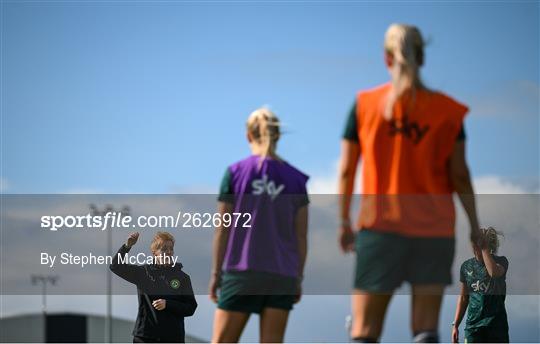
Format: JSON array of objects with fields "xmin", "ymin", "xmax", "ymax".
[
  {"xmin": 481, "ymin": 249, "xmax": 506, "ymax": 278},
  {"xmin": 109, "ymin": 232, "xmax": 145, "ymax": 284},
  {"xmin": 449, "ymin": 141, "xmax": 481, "ymax": 243}
]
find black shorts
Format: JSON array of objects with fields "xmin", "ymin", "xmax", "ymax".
[
  {"xmin": 354, "ymin": 229, "xmax": 455, "ymax": 292},
  {"xmin": 465, "ymin": 326, "xmax": 510, "ymax": 343},
  {"xmin": 217, "ymin": 271, "xmax": 297, "ymax": 314}
]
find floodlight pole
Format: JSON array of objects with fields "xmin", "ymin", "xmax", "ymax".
[
  {"xmin": 90, "ymin": 204, "xmax": 130, "ymax": 343},
  {"xmin": 31, "ymin": 274, "xmax": 59, "ymax": 342}
]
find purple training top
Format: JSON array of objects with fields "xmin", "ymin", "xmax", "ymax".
[{"xmin": 219, "ymin": 155, "xmax": 309, "ymax": 278}]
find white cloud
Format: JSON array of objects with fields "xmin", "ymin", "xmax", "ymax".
[
  {"xmin": 61, "ymin": 188, "xmax": 105, "ymax": 194},
  {"xmin": 0, "ymin": 177, "xmax": 9, "ymax": 192},
  {"xmin": 308, "ymin": 174, "xmax": 338, "ymax": 194},
  {"xmin": 308, "ymin": 160, "xmax": 363, "ymax": 194},
  {"xmin": 467, "ymin": 80, "xmax": 539, "ymax": 119},
  {"xmin": 309, "ymin": 162, "xmax": 535, "ymax": 195},
  {"xmin": 473, "ymin": 175, "xmax": 533, "ymax": 194}
]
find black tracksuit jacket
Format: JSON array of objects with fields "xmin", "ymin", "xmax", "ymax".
[{"xmin": 110, "ymin": 244, "xmax": 198, "ymax": 342}]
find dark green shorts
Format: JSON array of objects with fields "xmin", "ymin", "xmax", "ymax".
[
  {"xmin": 465, "ymin": 326, "xmax": 510, "ymax": 343},
  {"xmin": 354, "ymin": 229, "xmax": 455, "ymax": 292},
  {"xmin": 217, "ymin": 271, "xmax": 297, "ymax": 314}
]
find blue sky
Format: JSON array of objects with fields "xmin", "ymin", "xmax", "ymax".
[
  {"xmin": 2, "ymin": 1, "xmax": 538, "ymax": 194},
  {"xmin": 1, "ymin": 2, "xmax": 539, "ymax": 342}
]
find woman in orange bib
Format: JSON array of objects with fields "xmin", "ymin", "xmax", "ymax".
[{"xmin": 338, "ymin": 24, "xmax": 481, "ymax": 343}]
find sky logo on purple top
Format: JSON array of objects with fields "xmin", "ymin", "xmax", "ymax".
[{"xmin": 251, "ymin": 174, "xmax": 285, "ymax": 201}]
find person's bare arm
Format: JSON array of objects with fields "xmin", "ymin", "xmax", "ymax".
[
  {"xmin": 338, "ymin": 140, "xmax": 360, "ymax": 252},
  {"xmin": 209, "ymin": 201, "xmax": 233, "ymax": 302},
  {"xmin": 449, "ymin": 141, "xmax": 481, "ymax": 243},
  {"xmin": 481, "ymin": 249, "xmax": 506, "ymax": 278},
  {"xmin": 452, "ymin": 282, "xmax": 469, "ymax": 343},
  {"xmin": 339, "ymin": 140, "xmax": 360, "ymax": 222},
  {"xmin": 295, "ymin": 205, "xmax": 308, "ymax": 288}
]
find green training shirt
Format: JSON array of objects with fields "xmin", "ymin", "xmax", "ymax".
[{"xmin": 460, "ymin": 256, "xmax": 509, "ymax": 331}]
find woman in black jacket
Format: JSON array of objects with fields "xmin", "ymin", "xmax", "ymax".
[{"xmin": 110, "ymin": 231, "xmax": 197, "ymax": 343}]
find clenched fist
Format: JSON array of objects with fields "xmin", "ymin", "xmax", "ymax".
[
  {"xmin": 126, "ymin": 232, "xmax": 139, "ymax": 248},
  {"xmin": 152, "ymin": 299, "xmax": 166, "ymax": 311}
]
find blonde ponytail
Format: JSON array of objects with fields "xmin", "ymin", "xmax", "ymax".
[
  {"xmin": 246, "ymin": 108, "xmax": 281, "ymax": 168},
  {"xmin": 383, "ymin": 24, "xmax": 425, "ymax": 120}
]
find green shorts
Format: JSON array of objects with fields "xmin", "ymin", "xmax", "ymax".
[
  {"xmin": 217, "ymin": 271, "xmax": 297, "ymax": 314},
  {"xmin": 465, "ymin": 327, "xmax": 510, "ymax": 343},
  {"xmin": 354, "ymin": 229, "xmax": 455, "ymax": 292}
]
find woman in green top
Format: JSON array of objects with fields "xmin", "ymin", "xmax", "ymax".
[{"xmin": 452, "ymin": 227, "xmax": 509, "ymax": 343}]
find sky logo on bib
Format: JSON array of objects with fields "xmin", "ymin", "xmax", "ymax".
[
  {"xmin": 252, "ymin": 174, "xmax": 285, "ymax": 201},
  {"xmin": 170, "ymin": 279, "xmax": 180, "ymax": 289},
  {"xmin": 389, "ymin": 115, "xmax": 430, "ymax": 144},
  {"xmin": 471, "ymin": 280, "xmax": 489, "ymax": 293}
]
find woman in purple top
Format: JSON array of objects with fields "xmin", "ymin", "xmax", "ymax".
[{"xmin": 209, "ymin": 108, "xmax": 309, "ymax": 343}]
